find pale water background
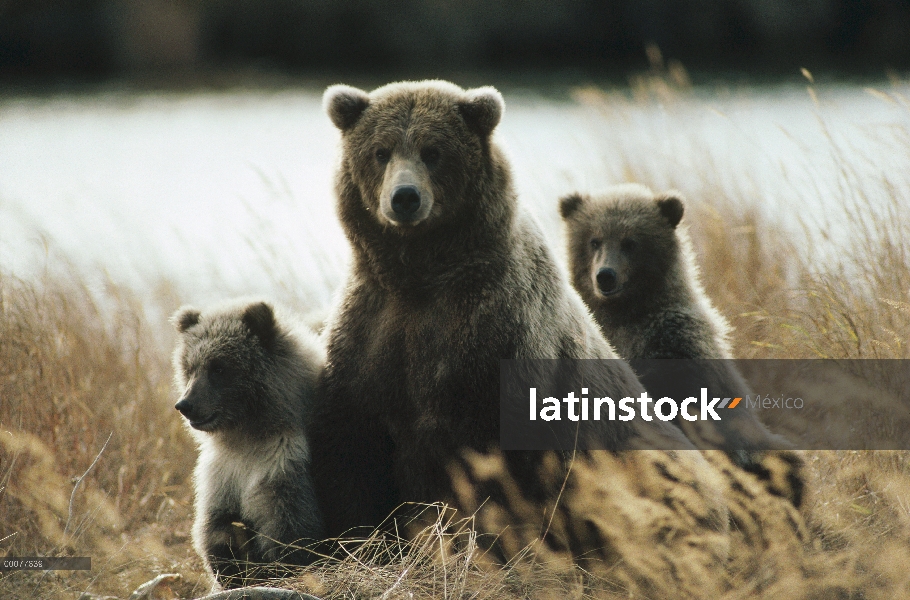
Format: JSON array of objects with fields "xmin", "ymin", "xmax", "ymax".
[{"xmin": 0, "ymin": 84, "xmax": 908, "ymax": 319}]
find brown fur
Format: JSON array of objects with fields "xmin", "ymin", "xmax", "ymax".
[
  {"xmin": 308, "ymin": 82, "xmax": 725, "ymax": 547},
  {"xmin": 560, "ymin": 184, "xmax": 804, "ymax": 507},
  {"xmin": 560, "ymin": 184, "xmax": 730, "ymax": 360}
]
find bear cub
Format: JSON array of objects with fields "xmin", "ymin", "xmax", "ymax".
[
  {"xmin": 172, "ymin": 299, "xmax": 324, "ymax": 588},
  {"xmin": 559, "ymin": 183, "xmax": 731, "ymax": 361},
  {"xmin": 560, "ymin": 184, "xmax": 803, "ymax": 506}
]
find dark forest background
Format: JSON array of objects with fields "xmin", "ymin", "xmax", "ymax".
[{"xmin": 1, "ymin": 0, "xmax": 909, "ymax": 84}]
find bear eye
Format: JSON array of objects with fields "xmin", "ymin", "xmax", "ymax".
[
  {"xmin": 621, "ymin": 238, "xmax": 638, "ymax": 252},
  {"xmin": 375, "ymin": 148, "xmax": 391, "ymax": 164},
  {"xmin": 421, "ymin": 146, "xmax": 441, "ymax": 167},
  {"xmin": 589, "ymin": 239, "xmax": 602, "ymax": 251},
  {"xmin": 208, "ymin": 360, "xmax": 227, "ymax": 379}
]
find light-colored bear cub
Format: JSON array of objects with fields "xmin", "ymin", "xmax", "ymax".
[{"xmin": 172, "ymin": 299, "xmax": 324, "ymax": 588}]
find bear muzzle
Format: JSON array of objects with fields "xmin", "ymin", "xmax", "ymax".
[
  {"xmin": 380, "ymin": 158, "xmax": 435, "ymax": 226},
  {"xmin": 596, "ymin": 267, "xmax": 622, "ymax": 296},
  {"xmin": 175, "ymin": 396, "xmax": 220, "ymax": 431}
]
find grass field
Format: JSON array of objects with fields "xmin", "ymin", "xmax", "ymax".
[{"xmin": 1, "ymin": 71, "xmax": 909, "ymax": 599}]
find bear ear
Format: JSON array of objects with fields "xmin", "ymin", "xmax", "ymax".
[
  {"xmin": 656, "ymin": 193, "xmax": 685, "ymax": 228},
  {"xmin": 458, "ymin": 87, "xmax": 504, "ymax": 137},
  {"xmin": 323, "ymin": 84, "xmax": 370, "ymax": 131},
  {"xmin": 171, "ymin": 306, "xmax": 201, "ymax": 333},
  {"xmin": 558, "ymin": 193, "xmax": 585, "ymax": 219},
  {"xmin": 242, "ymin": 301, "xmax": 278, "ymax": 349}
]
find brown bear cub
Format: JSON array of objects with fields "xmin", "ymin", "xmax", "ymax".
[
  {"xmin": 559, "ymin": 184, "xmax": 803, "ymax": 506},
  {"xmin": 309, "ymin": 81, "xmax": 721, "ymax": 542},
  {"xmin": 172, "ymin": 299, "xmax": 324, "ymax": 589},
  {"xmin": 559, "ymin": 184, "xmax": 732, "ymax": 361}
]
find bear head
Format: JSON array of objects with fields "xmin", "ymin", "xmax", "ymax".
[
  {"xmin": 323, "ymin": 80, "xmax": 505, "ymax": 234},
  {"xmin": 559, "ymin": 183, "xmax": 685, "ymax": 306},
  {"xmin": 171, "ymin": 300, "xmax": 301, "ymax": 437}
]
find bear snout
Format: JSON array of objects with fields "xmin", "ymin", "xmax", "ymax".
[
  {"xmin": 596, "ymin": 267, "xmax": 619, "ymax": 295},
  {"xmin": 379, "ymin": 157, "xmax": 434, "ymax": 226},
  {"xmin": 391, "ymin": 185, "xmax": 422, "ymax": 220},
  {"xmin": 174, "ymin": 398, "xmax": 199, "ymax": 421},
  {"xmin": 175, "ymin": 397, "xmax": 219, "ymax": 430}
]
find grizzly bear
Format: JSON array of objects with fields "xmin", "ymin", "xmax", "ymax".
[
  {"xmin": 308, "ymin": 81, "xmax": 723, "ymax": 541},
  {"xmin": 171, "ymin": 299, "xmax": 324, "ymax": 588},
  {"xmin": 559, "ymin": 184, "xmax": 803, "ymax": 506}
]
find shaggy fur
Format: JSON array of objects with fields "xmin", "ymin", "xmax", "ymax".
[
  {"xmin": 309, "ymin": 81, "xmax": 725, "ymax": 542},
  {"xmin": 171, "ymin": 299, "xmax": 324, "ymax": 588},
  {"xmin": 559, "ymin": 184, "xmax": 733, "ymax": 360},
  {"xmin": 560, "ymin": 184, "xmax": 804, "ymax": 506}
]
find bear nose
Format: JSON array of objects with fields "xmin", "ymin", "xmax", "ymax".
[
  {"xmin": 596, "ymin": 268, "xmax": 618, "ymax": 294},
  {"xmin": 174, "ymin": 399, "xmax": 193, "ymax": 417},
  {"xmin": 391, "ymin": 185, "xmax": 421, "ymax": 218}
]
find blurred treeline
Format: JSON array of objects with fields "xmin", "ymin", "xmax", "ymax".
[{"xmin": 0, "ymin": 0, "xmax": 909, "ymax": 81}]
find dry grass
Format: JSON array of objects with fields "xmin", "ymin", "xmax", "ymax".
[
  {"xmin": 2, "ymin": 69, "xmax": 910, "ymax": 599},
  {"xmin": 0, "ymin": 265, "xmax": 209, "ymax": 599}
]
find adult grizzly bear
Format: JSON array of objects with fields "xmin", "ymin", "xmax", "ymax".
[
  {"xmin": 309, "ymin": 81, "xmax": 719, "ymax": 540},
  {"xmin": 559, "ymin": 184, "xmax": 803, "ymax": 506}
]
